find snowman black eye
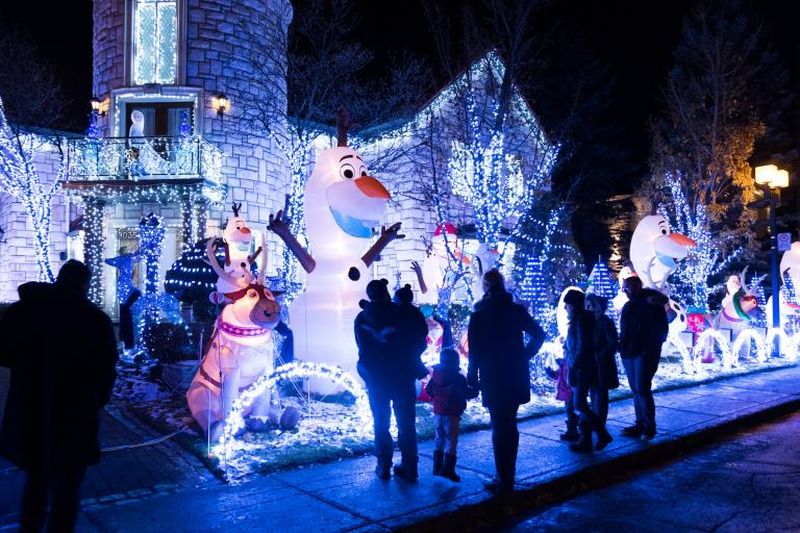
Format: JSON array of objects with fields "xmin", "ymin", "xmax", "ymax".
[
  {"xmin": 661, "ymin": 229, "xmax": 667, "ymax": 235},
  {"xmin": 360, "ymin": 166, "xmax": 367, "ymax": 176},
  {"xmin": 340, "ymin": 163, "xmax": 355, "ymax": 179}
]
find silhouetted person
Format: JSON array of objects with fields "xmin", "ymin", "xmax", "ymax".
[
  {"xmin": 0, "ymin": 260, "xmax": 118, "ymax": 532},
  {"xmin": 585, "ymin": 294, "xmax": 619, "ymax": 429},
  {"xmin": 392, "ymin": 284, "xmax": 429, "ymax": 384},
  {"xmin": 355, "ymin": 279, "xmax": 421, "ymax": 482},
  {"xmin": 619, "ymin": 276, "xmax": 669, "ymax": 440},
  {"xmin": 467, "ymin": 269, "xmax": 545, "ymax": 495},
  {"xmin": 118, "ymin": 288, "xmax": 140, "ymax": 350},
  {"xmin": 563, "ymin": 290, "xmax": 612, "ymax": 453}
]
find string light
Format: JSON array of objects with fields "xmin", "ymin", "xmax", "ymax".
[
  {"xmin": 658, "ymin": 171, "xmax": 744, "ymax": 311},
  {"xmin": 132, "ymin": 0, "xmax": 178, "ymax": 85},
  {"xmin": 83, "ymin": 198, "xmax": 106, "ymax": 304},
  {"xmin": 0, "ymin": 98, "xmax": 63, "ymax": 282}
]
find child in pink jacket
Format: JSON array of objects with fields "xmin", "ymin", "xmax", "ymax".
[{"xmin": 425, "ymin": 348, "xmax": 469, "ymax": 481}]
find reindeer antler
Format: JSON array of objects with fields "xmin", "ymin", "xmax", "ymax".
[
  {"xmin": 740, "ymin": 266, "xmax": 751, "ymax": 295},
  {"xmin": 231, "ymin": 202, "xmax": 242, "ymax": 217}
]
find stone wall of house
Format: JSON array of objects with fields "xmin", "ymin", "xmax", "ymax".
[
  {"xmin": 92, "ymin": 0, "xmax": 126, "ymax": 137},
  {"xmin": 80, "ymin": 0, "xmax": 294, "ymax": 311},
  {"xmin": 0, "ymin": 149, "xmax": 69, "ymax": 302},
  {"xmin": 185, "ymin": 0, "xmax": 292, "ymax": 272}
]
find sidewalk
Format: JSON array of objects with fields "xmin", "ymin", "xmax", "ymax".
[{"xmin": 63, "ymin": 364, "xmax": 800, "ymax": 532}]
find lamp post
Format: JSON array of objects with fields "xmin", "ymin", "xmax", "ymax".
[{"xmin": 754, "ymin": 165, "xmax": 790, "ymax": 334}]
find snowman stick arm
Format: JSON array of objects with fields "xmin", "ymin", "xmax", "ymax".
[
  {"xmin": 411, "ymin": 261, "xmax": 428, "ymax": 294},
  {"xmin": 362, "ymin": 223, "xmax": 404, "ymax": 268},
  {"xmin": 276, "ymin": 231, "xmax": 315, "ymax": 273},
  {"xmin": 205, "ymin": 238, "xmax": 239, "ymax": 285},
  {"xmin": 267, "ymin": 210, "xmax": 316, "ymax": 273},
  {"xmin": 361, "ymin": 239, "xmax": 389, "ymax": 268}
]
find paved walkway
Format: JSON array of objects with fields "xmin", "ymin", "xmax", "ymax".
[{"xmin": 7, "ymin": 364, "xmax": 793, "ymax": 532}]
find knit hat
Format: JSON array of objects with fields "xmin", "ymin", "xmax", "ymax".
[
  {"xmin": 366, "ymin": 278, "xmax": 390, "ymax": 302},
  {"xmin": 394, "ymin": 283, "xmax": 414, "ymax": 304},
  {"xmin": 440, "ymin": 347, "xmax": 460, "ymax": 367}
]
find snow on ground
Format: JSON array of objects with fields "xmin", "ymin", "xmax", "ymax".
[{"xmin": 111, "ymin": 350, "xmax": 797, "ymax": 482}]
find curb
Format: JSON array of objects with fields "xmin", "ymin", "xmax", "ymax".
[{"xmin": 398, "ymin": 395, "xmax": 800, "ymax": 532}]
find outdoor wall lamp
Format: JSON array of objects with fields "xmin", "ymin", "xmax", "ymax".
[
  {"xmin": 212, "ymin": 93, "xmax": 230, "ymax": 117},
  {"xmin": 90, "ymin": 96, "xmax": 109, "ymax": 117}
]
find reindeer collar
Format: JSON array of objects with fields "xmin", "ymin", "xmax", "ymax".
[{"xmin": 218, "ymin": 318, "xmax": 269, "ymax": 338}]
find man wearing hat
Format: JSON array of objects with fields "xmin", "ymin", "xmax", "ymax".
[{"xmin": 355, "ymin": 279, "xmax": 421, "ymax": 481}]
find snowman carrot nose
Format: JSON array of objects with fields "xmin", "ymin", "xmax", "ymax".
[
  {"xmin": 355, "ymin": 176, "xmax": 390, "ymax": 199},
  {"xmin": 238, "ymin": 226, "xmax": 251, "ymax": 235},
  {"xmin": 669, "ymin": 233, "xmax": 695, "ymax": 248}
]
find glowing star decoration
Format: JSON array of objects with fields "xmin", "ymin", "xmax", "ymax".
[
  {"xmin": 187, "ymin": 237, "xmax": 298, "ymax": 442},
  {"xmin": 207, "ymin": 203, "xmax": 258, "ymax": 303},
  {"xmin": 269, "ymin": 121, "xmax": 402, "ymax": 392},
  {"xmin": 767, "ymin": 241, "xmax": 800, "ymax": 333}
]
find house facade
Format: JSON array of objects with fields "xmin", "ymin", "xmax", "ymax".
[{"xmin": 0, "ymin": 0, "xmax": 557, "ymax": 317}]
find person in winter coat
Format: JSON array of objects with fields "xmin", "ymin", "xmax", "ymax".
[
  {"xmin": 467, "ymin": 269, "xmax": 546, "ymax": 495},
  {"xmin": 563, "ymin": 290, "xmax": 611, "ymax": 452},
  {"xmin": 355, "ymin": 279, "xmax": 421, "ymax": 482},
  {"xmin": 585, "ymin": 294, "xmax": 619, "ymax": 427},
  {"xmin": 0, "ymin": 260, "xmax": 118, "ymax": 532},
  {"xmin": 425, "ymin": 347, "xmax": 468, "ymax": 482},
  {"xmin": 393, "ymin": 284, "xmax": 430, "ymax": 382},
  {"xmin": 619, "ymin": 276, "xmax": 669, "ymax": 440}
]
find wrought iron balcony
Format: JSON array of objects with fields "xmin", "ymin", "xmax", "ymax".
[{"xmin": 66, "ymin": 136, "xmax": 223, "ymax": 184}]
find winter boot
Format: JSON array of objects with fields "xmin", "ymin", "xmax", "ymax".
[
  {"xmin": 595, "ymin": 426, "xmax": 613, "ymax": 451},
  {"xmin": 433, "ymin": 450, "xmax": 444, "ymax": 476},
  {"xmin": 569, "ymin": 422, "xmax": 593, "ymax": 453},
  {"xmin": 559, "ymin": 419, "xmax": 580, "ymax": 442},
  {"xmin": 440, "ymin": 453, "xmax": 461, "ymax": 482},
  {"xmin": 393, "ymin": 461, "xmax": 418, "ymax": 482},
  {"xmin": 375, "ymin": 462, "xmax": 391, "ymax": 480}
]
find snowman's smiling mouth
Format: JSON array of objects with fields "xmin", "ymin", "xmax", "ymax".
[{"xmin": 329, "ymin": 207, "xmax": 377, "ymax": 238}]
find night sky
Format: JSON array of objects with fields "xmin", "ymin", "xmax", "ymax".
[{"xmin": 1, "ymin": 0, "xmax": 799, "ymax": 263}]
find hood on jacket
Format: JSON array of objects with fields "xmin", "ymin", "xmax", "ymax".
[
  {"xmin": 17, "ymin": 281, "xmax": 53, "ymax": 301},
  {"xmin": 473, "ymin": 289, "xmax": 513, "ymax": 312}
]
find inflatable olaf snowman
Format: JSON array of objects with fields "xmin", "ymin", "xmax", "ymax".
[
  {"xmin": 269, "ymin": 113, "xmax": 403, "ymax": 389},
  {"xmin": 628, "ymin": 214, "xmax": 697, "ymax": 336},
  {"xmin": 766, "ymin": 241, "xmax": 800, "ymax": 332}
]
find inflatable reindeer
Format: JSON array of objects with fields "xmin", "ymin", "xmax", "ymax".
[{"xmin": 187, "ymin": 232, "xmax": 298, "ymax": 441}]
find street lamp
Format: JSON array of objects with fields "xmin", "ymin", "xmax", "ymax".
[{"xmin": 753, "ymin": 164, "xmax": 790, "ymax": 335}]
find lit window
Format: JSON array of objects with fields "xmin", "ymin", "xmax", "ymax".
[{"xmin": 133, "ymin": 0, "xmax": 178, "ymax": 85}]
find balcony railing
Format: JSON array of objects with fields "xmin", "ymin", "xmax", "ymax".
[{"xmin": 66, "ymin": 136, "xmax": 223, "ymax": 184}]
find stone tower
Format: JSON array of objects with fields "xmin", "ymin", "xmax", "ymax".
[{"xmin": 78, "ymin": 0, "xmax": 292, "ymax": 308}]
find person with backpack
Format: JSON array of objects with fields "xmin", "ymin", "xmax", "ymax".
[{"xmin": 425, "ymin": 347, "xmax": 469, "ymax": 482}]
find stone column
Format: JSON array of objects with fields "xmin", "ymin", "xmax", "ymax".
[{"xmin": 83, "ymin": 196, "xmax": 106, "ymax": 306}]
